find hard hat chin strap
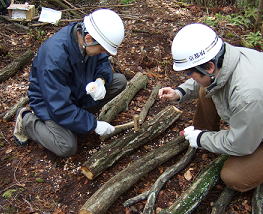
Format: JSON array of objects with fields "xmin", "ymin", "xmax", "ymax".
[{"xmin": 195, "ymin": 65, "xmax": 216, "ymax": 90}]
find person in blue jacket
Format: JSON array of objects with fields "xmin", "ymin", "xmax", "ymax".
[{"xmin": 13, "ymin": 9, "xmax": 127, "ymax": 157}]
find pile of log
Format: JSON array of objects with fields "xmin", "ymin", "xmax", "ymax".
[{"xmin": 2, "ymin": 51, "xmax": 261, "ymax": 214}]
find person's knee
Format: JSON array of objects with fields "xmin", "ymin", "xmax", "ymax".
[
  {"xmin": 114, "ymin": 73, "xmax": 127, "ymax": 91},
  {"xmin": 221, "ymin": 167, "xmax": 251, "ymax": 192},
  {"xmin": 54, "ymin": 138, "xmax": 77, "ymax": 157}
]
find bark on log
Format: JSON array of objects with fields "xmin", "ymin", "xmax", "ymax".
[
  {"xmin": 81, "ymin": 105, "xmax": 182, "ymax": 180},
  {"xmin": 142, "ymin": 147, "xmax": 196, "ymax": 214},
  {"xmin": 252, "ymin": 184, "xmax": 263, "ymax": 214},
  {"xmin": 3, "ymin": 96, "xmax": 29, "ymax": 121},
  {"xmin": 159, "ymin": 155, "xmax": 228, "ymax": 214},
  {"xmin": 0, "ymin": 15, "xmax": 29, "ymax": 31},
  {"xmin": 123, "ymin": 147, "xmax": 196, "ymax": 210},
  {"xmin": 0, "ymin": 50, "xmax": 34, "ymax": 83},
  {"xmin": 99, "ymin": 72, "xmax": 148, "ymax": 122},
  {"xmin": 211, "ymin": 187, "xmax": 236, "ymax": 214},
  {"xmin": 100, "ymin": 84, "xmax": 161, "ymax": 140},
  {"xmin": 79, "ymin": 136, "xmax": 188, "ymax": 214}
]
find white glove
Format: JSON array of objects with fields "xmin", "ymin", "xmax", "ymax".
[
  {"xmin": 86, "ymin": 78, "xmax": 106, "ymax": 101},
  {"xmin": 183, "ymin": 126, "xmax": 202, "ymax": 148},
  {"xmin": 95, "ymin": 121, "xmax": 115, "ymax": 136}
]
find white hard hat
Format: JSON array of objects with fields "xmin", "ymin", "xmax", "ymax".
[
  {"xmin": 84, "ymin": 9, "xmax": 124, "ymax": 55},
  {"xmin": 172, "ymin": 23, "xmax": 223, "ymax": 71}
]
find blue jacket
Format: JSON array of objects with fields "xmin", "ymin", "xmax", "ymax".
[{"xmin": 28, "ymin": 23, "xmax": 113, "ymax": 134}]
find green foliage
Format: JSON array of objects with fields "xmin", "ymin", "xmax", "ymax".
[
  {"xmin": 2, "ymin": 189, "xmax": 17, "ymax": 199},
  {"xmin": 35, "ymin": 177, "xmax": 45, "ymax": 183},
  {"xmin": 29, "ymin": 29, "xmax": 46, "ymax": 42},
  {"xmin": 202, "ymin": 7, "xmax": 258, "ymax": 29},
  {"xmin": 241, "ymin": 31, "xmax": 263, "ymax": 49},
  {"xmin": 121, "ymin": 0, "xmax": 135, "ymax": 4}
]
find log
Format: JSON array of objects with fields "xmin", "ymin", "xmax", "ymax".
[
  {"xmin": 252, "ymin": 184, "xmax": 263, "ymax": 214},
  {"xmin": 0, "ymin": 50, "xmax": 34, "ymax": 83},
  {"xmin": 123, "ymin": 147, "xmax": 196, "ymax": 210},
  {"xmin": 100, "ymin": 84, "xmax": 161, "ymax": 141},
  {"xmin": 142, "ymin": 147, "xmax": 196, "ymax": 214},
  {"xmin": 81, "ymin": 105, "xmax": 182, "ymax": 180},
  {"xmin": 99, "ymin": 72, "xmax": 148, "ymax": 122},
  {"xmin": 3, "ymin": 96, "xmax": 29, "ymax": 121},
  {"xmin": 79, "ymin": 136, "xmax": 189, "ymax": 214},
  {"xmin": 0, "ymin": 15, "xmax": 29, "ymax": 31},
  {"xmin": 159, "ymin": 155, "xmax": 228, "ymax": 214},
  {"xmin": 211, "ymin": 187, "xmax": 236, "ymax": 214}
]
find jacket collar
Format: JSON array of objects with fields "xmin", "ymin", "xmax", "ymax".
[
  {"xmin": 206, "ymin": 43, "xmax": 240, "ymax": 95},
  {"xmin": 67, "ymin": 22, "xmax": 85, "ymax": 64}
]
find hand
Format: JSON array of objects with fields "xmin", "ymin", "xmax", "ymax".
[
  {"xmin": 95, "ymin": 121, "xmax": 115, "ymax": 136},
  {"xmin": 158, "ymin": 87, "xmax": 180, "ymax": 101},
  {"xmin": 86, "ymin": 78, "xmax": 106, "ymax": 101},
  {"xmin": 183, "ymin": 126, "xmax": 202, "ymax": 148}
]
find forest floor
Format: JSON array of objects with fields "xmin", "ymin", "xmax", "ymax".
[{"xmin": 0, "ymin": 0, "xmax": 262, "ymax": 213}]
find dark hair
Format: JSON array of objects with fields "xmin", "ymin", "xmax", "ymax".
[{"xmin": 188, "ymin": 43, "xmax": 225, "ymax": 75}]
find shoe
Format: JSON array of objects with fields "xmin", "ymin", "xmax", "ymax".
[{"xmin": 13, "ymin": 107, "xmax": 31, "ymax": 146}]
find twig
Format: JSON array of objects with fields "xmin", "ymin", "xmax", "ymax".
[
  {"xmin": 123, "ymin": 191, "xmax": 149, "ymax": 207},
  {"xmin": 142, "ymin": 147, "xmax": 196, "ymax": 214},
  {"xmin": 0, "ymin": 131, "xmax": 10, "ymax": 144},
  {"xmin": 23, "ymin": 198, "xmax": 34, "ymax": 212},
  {"xmin": 101, "ymin": 84, "xmax": 161, "ymax": 140},
  {"xmin": 62, "ymin": 0, "xmax": 86, "ymax": 15},
  {"xmin": 80, "ymin": 3, "xmax": 135, "ymax": 8}
]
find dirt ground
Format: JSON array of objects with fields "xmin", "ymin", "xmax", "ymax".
[{"xmin": 0, "ymin": 0, "xmax": 261, "ymax": 213}]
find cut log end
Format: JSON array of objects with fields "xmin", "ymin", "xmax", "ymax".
[
  {"xmin": 79, "ymin": 210, "xmax": 92, "ymax": 214},
  {"xmin": 172, "ymin": 106, "xmax": 183, "ymax": 113},
  {"xmin": 80, "ymin": 166, "xmax": 94, "ymax": 180}
]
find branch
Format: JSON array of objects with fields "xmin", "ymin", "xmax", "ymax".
[
  {"xmin": 0, "ymin": 50, "xmax": 34, "ymax": 83},
  {"xmin": 3, "ymin": 96, "xmax": 29, "ymax": 121},
  {"xmin": 123, "ymin": 147, "xmax": 196, "ymax": 210},
  {"xmin": 99, "ymin": 72, "xmax": 148, "ymax": 122},
  {"xmin": 81, "ymin": 105, "xmax": 182, "ymax": 180},
  {"xmin": 142, "ymin": 147, "xmax": 196, "ymax": 214},
  {"xmin": 100, "ymin": 84, "xmax": 161, "ymax": 140},
  {"xmin": 159, "ymin": 155, "xmax": 228, "ymax": 214},
  {"xmin": 79, "ymin": 136, "xmax": 188, "ymax": 214},
  {"xmin": 211, "ymin": 187, "xmax": 236, "ymax": 214}
]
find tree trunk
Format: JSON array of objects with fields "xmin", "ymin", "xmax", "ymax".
[
  {"xmin": 254, "ymin": 0, "xmax": 263, "ymax": 32},
  {"xmin": 99, "ymin": 72, "xmax": 148, "ymax": 122},
  {"xmin": 159, "ymin": 155, "xmax": 228, "ymax": 214},
  {"xmin": 81, "ymin": 105, "xmax": 182, "ymax": 180},
  {"xmin": 0, "ymin": 50, "xmax": 34, "ymax": 83},
  {"xmin": 79, "ymin": 136, "xmax": 188, "ymax": 214}
]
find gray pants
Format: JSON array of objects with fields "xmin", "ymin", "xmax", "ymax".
[{"xmin": 23, "ymin": 73, "xmax": 127, "ymax": 157}]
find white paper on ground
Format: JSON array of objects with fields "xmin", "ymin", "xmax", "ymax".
[{"xmin": 38, "ymin": 7, "xmax": 62, "ymax": 24}]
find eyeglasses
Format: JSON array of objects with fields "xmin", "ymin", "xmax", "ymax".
[{"xmin": 184, "ymin": 69, "xmax": 194, "ymax": 76}]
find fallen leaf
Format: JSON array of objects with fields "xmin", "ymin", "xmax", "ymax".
[{"xmin": 184, "ymin": 168, "xmax": 194, "ymax": 181}]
